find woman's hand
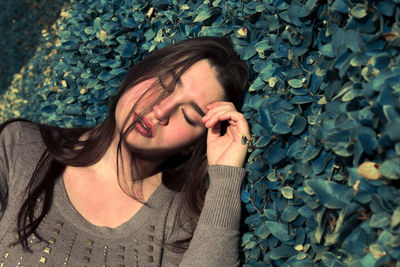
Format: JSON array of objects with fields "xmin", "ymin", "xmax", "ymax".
[{"xmin": 202, "ymin": 101, "xmax": 250, "ymax": 168}]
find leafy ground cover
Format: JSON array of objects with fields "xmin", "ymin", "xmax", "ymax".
[{"xmin": 1, "ymin": 0, "xmax": 400, "ymax": 265}]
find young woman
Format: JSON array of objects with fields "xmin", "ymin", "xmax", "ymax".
[{"xmin": 0, "ymin": 36, "xmax": 250, "ymax": 266}]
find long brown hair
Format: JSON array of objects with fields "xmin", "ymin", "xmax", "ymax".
[{"xmin": 13, "ymin": 36, "xmax": 249, "ymax": 251}]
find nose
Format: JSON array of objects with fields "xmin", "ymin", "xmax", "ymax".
[{"xmin": 152, "ymin": 97, "xmax": 175, "ymax": 126}]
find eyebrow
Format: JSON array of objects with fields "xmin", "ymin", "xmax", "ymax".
[
  {"xmin": 189, "ymin": 101, "xmax": 206, "ymax": 117},
  {"xmin": 172, "ymin": 75, "xmax": 206, "ymax": 117}
]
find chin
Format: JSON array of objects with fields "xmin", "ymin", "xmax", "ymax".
[{"xmin": 123, "ymin": 140, "xmax": 182, "ymax": 161}]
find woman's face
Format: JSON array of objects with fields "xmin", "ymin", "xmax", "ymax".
[{"xmin": 115, "ymin": 59, "xmax": 225, "ymax": 162}]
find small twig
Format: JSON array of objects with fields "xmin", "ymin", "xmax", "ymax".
[
  {"xmin": 225, "ymin": 4, "xmax": 252, "ymax": 20},
  {"xmin": 249, "ymin": 198, "xmax": 263, "ymax": 215}
]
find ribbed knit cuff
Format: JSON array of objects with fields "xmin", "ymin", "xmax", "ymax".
[{"xmin": 198, "ymin": 165, "xmax": 247, "ymax": 229}]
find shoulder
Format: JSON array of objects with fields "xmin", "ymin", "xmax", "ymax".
[
  {"xmin": 163, "ymin": 188, "xmax": 195, "ymax": 237},
  {"xmin": 0, "ymin": 119, "xmax": 45, "ymax": 162},
  {"xmin": 0, "ymin": 120, "xmax": 45, "ymax": 188},
  {"xmin": 0, "ymin": 119, "xmax": 42, "ymax": 146}
]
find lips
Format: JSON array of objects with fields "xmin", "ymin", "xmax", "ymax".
[{"xmin": 133, "ymin": 113, "xmax": 153, "ymax": 137}]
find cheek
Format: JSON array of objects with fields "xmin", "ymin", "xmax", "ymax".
[
  {"xmin": 167, "ymin": 124, "xmax": 205, "ymax": 146},
  {"xmin": 116, "ymin": 79, "xmax": 158, "ymax": 122}
]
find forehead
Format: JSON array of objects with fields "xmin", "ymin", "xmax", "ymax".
[{"xmin": 180, "ymin": 59, "xmax": 225, "ymax": 109}]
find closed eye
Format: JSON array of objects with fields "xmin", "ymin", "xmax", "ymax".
[{"xmin": 181, "ymin": 108, "xmax": 195, "ymax": 126}]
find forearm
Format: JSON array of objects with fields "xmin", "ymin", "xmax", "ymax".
[{"xmin": 178, "ymin": 165, "xmax": 246, "ymax": 267}]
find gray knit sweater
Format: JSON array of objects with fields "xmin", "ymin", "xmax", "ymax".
[{"xmin": 0, "ymin": 121, "xmax": 246, "ymax": 266}]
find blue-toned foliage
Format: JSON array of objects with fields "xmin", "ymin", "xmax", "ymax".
[{"xmin": 1, "ymin": 0, "xmax": 400, "ymax": 265}]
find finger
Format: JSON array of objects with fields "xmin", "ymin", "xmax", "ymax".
[
  {"xmin": 204, "ymin": 109, "xmax": 247, "ymax": 130},
  {"xmin": 202, "ymin": 106, "xmax": 234, "ymax": 122},
  {"xmin": 206, "ymin": 101, "xmax": 235, "ymax": 110},
  {"xmin": 205, "ymin": 113, "xmax": 250, "ymax": 144},
  {"xmin": 207, "ymin": 121, "xmax": 222, "ymax": 140},
  {"xmin": 218, "ymin": 111, "xmax": 250, "ymax": 136},
  {"xmin": 203, "ymin": 104, "xmax": 240, "ymax": 124},
  {"xmin": 203, "ymin": 109, "xmax": 234, "ymax": 127},
  {"xmin": 203, "ymin": 102, "xmax": 237, "ymax": 120}
]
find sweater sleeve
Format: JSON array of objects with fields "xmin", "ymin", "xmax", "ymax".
[
  {"xmin": 0, "ymin": 121, "xmax": 20, "ymax": 220},
  {"xmin": 161, "ymin": 165, "xmax": 246, "ymax": 267},
  {"xmin": 0, "ymin": 121, "xmax": 43, "ymax": 221}
]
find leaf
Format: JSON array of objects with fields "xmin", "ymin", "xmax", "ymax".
[
  {"xmin": 64, "ymin": 96, "xmax": 75, "ymax": 104},
  {"xmin": 249, "ymin": 77, "xmax": 265, "ymax": 92},
  {"xmin": 84, "ymin": 26, "xmax": 95, "ymax": 35},
  {"xmin": 265, "ymin": 208, "xmax": 278, "ymax": 221},
  {"xmin": 391, "ymin": 207, "xmax": 400, "ymax": 228},
  {"xmin": 64, "ymin": 105, "xmax": 81, "ymax": 115},
  {"xmin": 116, "ymin": 43, "xmax": 136, "ymax": 58},
  {"xmin": 40, "ymin": 104, "xmax": 58, "ymax": 114},
  {"xmin": 387, "ymin": 73, "xmax": 400, "ymax": 90},
  {"xmin": 245, "ymin": 213, "xmax": 262, "ymax": 226},
  {"xmin": 302, "ymin": 145, "xmax": 321, "ymax": 163},
  {"xmin": 110, "ymin": 67, "xmax": 127, "ymax": 76},
  {"xmin": 241, "ymin": 232, "xmax": 253, "ymax": 247},
  {"xmin": 254, "ymin": 39, "xmax": 272, "ymax": 52},
  {"xmin": 98, "ymin": 30, "xmax": 107, "ymax": 42},
  {"xmin": 241, "ymin": 190, "xmax": 251, "ymax": 204},
  {"xmin": 346, "ymin": 29, "xmax": 363, "ymax": 53},
  {"xmin": 241, "ymin": 46, "xmax": 257, "ymax": 60},
  {"xmin": 244, "ymin": 240, "xmax": 257, "ymax": 250},
  {"xmin": 356, "ymin": 127, "xmax": 378, "ymax": 155},
  {"xmin": 290, "ymin": 88, "xmax": 308, "ymax": 96},
  {"xmin": 281, "ymin": 186, "xmax": 294, "ymax": 200},
  {"xmin": 369, "ymin": 244, "xmax": 387, "ymax": 259},
  {"xmin": 281, "ymin": 205, "xmax": 299, "ymax": 221},
  {"xmin": 98, "ymin": 71, "xmax": 114, "ymax": 82},
  {"xmin": 93, "ymin": 17, "xmax": 101, "ymax": 32},
  {"xmin": 331, "ymin": 0, "xmax": 349, "ymax": 13},
  {"xmin": 319, "ymin": 43, "xmax": 335, "ymax": 57},
  {"xmin": 379, "ymin": 158, "xmax": 400, "ymax": 179},
  {"xmin": 264, "ymin": 142, "xmax": 287, "ymax": 166},
  {"xmin": 193, "ymin": 9, "xmax": 212, "ymax": 22},
  {"xmin": 256, "ymin": 136, "xmax": 272, "ymax": 148},
  {"xmin": 312, "ymin": 150, "xmax": 333, "ymax": 175},
  {"xmin": 267, "ymin": 172, "xmax": 279, "ymax": 182},
  {"xmin": 377, "ymin": 1, "xmax": 395, "ymax": 16},
  {"xmin": 266, "ymin": 221, "xmax": 292, "ymax": 242},
  {"xmin": 132, "ymin": 13, "xmax": 145, "ymax": 23},
  {"xmin": 350, "ymin": 4, "xmax": 368, "ymax": 19},
  {"xmin": 370, "ymin": 212, "xmax": 390, "ymax": 228},
  {"xmin": 385, "ymin": 118, "xmax": 400, "ymax": 142},
  {"xmin": 383, "ymin": 105, "xmax": 399, "ymax": 123},
  {"xmin": 270, "ymin": 244, "xmax": 297, "ymax": 260},
  {"xmin": 292, "ymin": 116, "xmax": 307, "ymax": 135},
  {"xmin": 144, "ymin": 29, "xmax": 156, "ymax": 41},
  {"xmin": 350, "ymin": 53, "xmax": 369, "ymax": 67},
  {"xmin": 237, "ymin": 27, "xmax": 247, "ymax": 37},
  {"xmin": 321, "ymin": 251, "xmax": 346, "ymax": 266},
  {"xmin": 152, "ymin": 0, "xmax": 170, "ymax": 8},
  {"xmin": 268, "ymin": 77, "xmax": 277, "ymax": 87},
  {"xmin": 298, "ymin": 205, "xmax": 313, "ymax": 218},
  {"xmin": 305, "ymin": 179, "xmax": 353, "ymax": 209},
  {"xmin": 249, "ymin": 246, "xmax": 261, "ymax": 261},
  {"xmin": 255, "ymin": 222, "xmax": 270, "ymax": 239},
  {"xmin": 357, "ymin": 162, "xmax": 382, "ymax": 180},
  {"xmin": 272, "ymin": 122, "xmax": 292, "ymax": 134},
  {"xmin": 372, "ymin": 56, "xmax": 390, "ymax": 70},
  {"xmin": 288, "ymin": 79, "xmax": 303, "ymax": 89},
  {"xmin": 295, "ymin": 227, "xmax": 306, "ymax": 246},
  {"xmin": 324, "ymin": 130, "xmax": 353, "ymax": 157},
  {"xmin": 291, "ymin": 95, "xmax": 313, "ymax": 104}
]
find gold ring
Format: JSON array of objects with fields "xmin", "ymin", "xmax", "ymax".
[{"xmin": 239, "ymin": 133, "xmax": 249, "ymax": 145}]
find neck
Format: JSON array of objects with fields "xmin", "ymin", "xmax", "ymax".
[{"xmin": 89, "ymin": 133, "xmax": 162, "ymax": 184}]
